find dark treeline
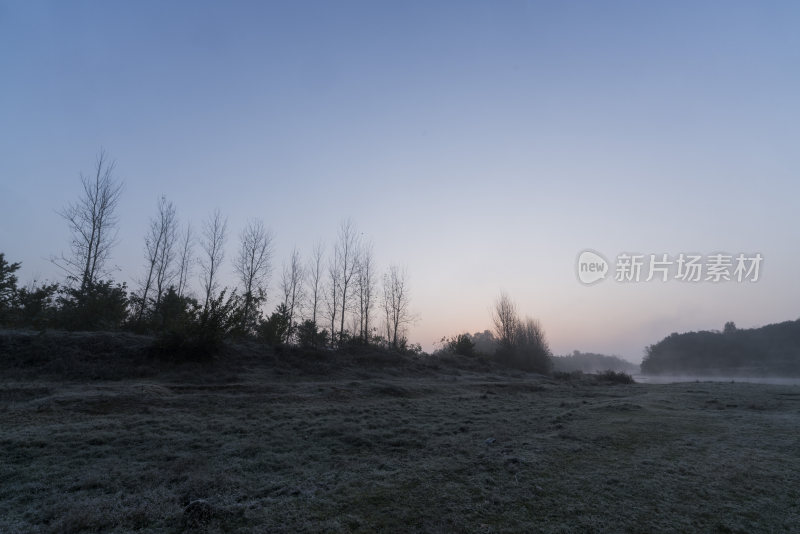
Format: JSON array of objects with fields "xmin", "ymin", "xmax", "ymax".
[
  {"xmin": 552, "ymin": 351, "xmax": 639, "ymax": 374},
  {"xmin": 0, "ymin": 150, "xmax": 418, "ymax": 359},
  {"xmin": 1, "ymin": 150, "xmax": 565, "ymax": 375},
  {"xmin": 641, "ymin": 320, "xmax": 800, "ymax": 376}
]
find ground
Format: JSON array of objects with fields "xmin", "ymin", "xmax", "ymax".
[{"xmin": 1, "ymin": 333, "xmax": 799, "ymax": 533}]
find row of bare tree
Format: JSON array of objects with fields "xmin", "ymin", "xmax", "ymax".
[{"xmin": 50, "ymin": 150, "xmax": 414, "ymax": 347}]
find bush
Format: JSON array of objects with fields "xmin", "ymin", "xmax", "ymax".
[
  {"xmin": 490, "ymin": 293, "xmax": 553, "ymax": 374},
  {"xmin": 258, "ymin": 304, "xmax": 290, "ymax": 346},
  {"xmin": 296, "ymin": 319, "xmax": 329, "ymax": 349},
  {"xmin": 11, "ymin": 282, "xmax": 60, "ymax": 329},
  {"xmin": 553, "ymin": 370, "xmax": 584, "ymax": 381},
  {"xmin": 445, "ymin": 333, "xmax": 476, "ymax": 356},
  {"xmin": 552, "ymin": 370, "xmax": 635, "ymax": 384},
  {"xmin": 0, "ymin": 253, "xmax": 21, "ymax": 324},
  {"xmin": 495, "ymin": 318, "xmax": 552, "ymax": 374},
  {"xmin": 497, "ymin": 345, "xmax": 552, "ymax": 374},
  {"xmin": 149, "ymin": 288, "xmax": 242, "ymax": 361},
  {"xmin": 57, "ymin": 280, "xmax": 129, "ymax": 331},
  {"xmin": 154, "ymin": 287, "xmax": 199, "ymax": 333},
  {"xmin": 597, "ymin": 370, "xmax": 635, "ymax": 384}
]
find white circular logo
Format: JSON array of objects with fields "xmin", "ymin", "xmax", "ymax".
[{"xmin": 576, "ymin": 250, "xmax": 609, "ymax": 285}]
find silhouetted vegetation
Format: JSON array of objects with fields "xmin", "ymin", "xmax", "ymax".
[
  {"xmin": 491, "ymin": 292, "xmax": 552, "ymax": 373},
  {"xmin": 0, "ymin": 264, "xmax": 128, "ymax": 332},
  {"xmin": 439, "ymin": 295, "xmax": 553, "ymax": 373},
  {"xmin": 1, "ymin": 152, "xmax": 561, "ymax": 376},
  {"xmin": 552, "ymin": 369, "xmax": 635, "ymax": 384},
  {"xmin": 442, "ymin": 333, "xmax": 476, "ymax": 356},
  {"xmin": 642, "ymin": 320, "xmax": 800, "ymax": 376},
  {"xmin": 11, "ymin": 282, "xmax": 60, "ymax": 329},
  {"xmin": 598, "ymin": 370, "xmax": 636, "ymax": 384},
  {"xmin": 553, "ymin": 350, "xmax": 639, "ymax": 373},
  {"xmin": 0, "ymin": 151, "xmax": 431, "ymax": 365},
  {"xmin": 0, "ymin": 253, "xmax": 21, "ymax": 325},
  {"xmin": 56, "ymin": 280, "xmax": 129, "ymax": 331}
]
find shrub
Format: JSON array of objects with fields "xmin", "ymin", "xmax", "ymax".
[
  {"xmin": 258, "ymin": 304, "xmax": 290, "ymax": 346},
  {"xmin": 150, "ymin": 288, "xmax": 241, "ymax": 361},
  {"xmin": 446, "ymin": 333, "xmax": 476, "ymax": 356},
  {"xmin": 495, "ymin": 318, "xmax": 552, "ymax": 374},
  {"xmin": 296, "ymin": 319, "xmax": 329, "ymax": 349},
  {"xmin": 11, "ymin": 282, "xmax": 60, "ymax": 329},
  {"xmin": 597, "ymin": 370, "xmax": 635, "ymax": 384},
  {"xmin": 553, "ymin": 370, "xmax": 584, "ymax": 381},
  {"xmin": 0, "ymin": 253, "xmax": 20, "ymax": 324},
  {"xmin": 491, "ymin": 293, "xmax": 553, "ymax": 374},
  {"xmin": 57, "ymin": 280, "xmax": 129, "ymax": 331}
]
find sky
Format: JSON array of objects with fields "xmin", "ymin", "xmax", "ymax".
[{"xmin": 2, "ymin": 1, "xmax": 799, "ymax": 362}]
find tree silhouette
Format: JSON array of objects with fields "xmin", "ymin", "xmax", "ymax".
[
  {"xmin": 199, "ymin": 209, "xmax": 228, "ymax": 312},
  {"xmin": 382, "ymin": 264, "xmax": 412, "ymax": 348},
  {"xmin": 0, "ymin": 253, "xmax": 21, "ymax": 323},
  {"xmin": 135, "ymin": 196, "xmax": 178, "ymax": 324},
  {"xmin": 234, "ymin": 219, "xmax": 273, "ymax": 334},
  {"xmin": 53, "ymin": 149, "xmax": 123, "ymax": 292}
]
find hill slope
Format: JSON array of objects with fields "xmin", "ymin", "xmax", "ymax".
[{"xmin": 641, "ymin": 320, "xmax": 800, "ymax": 376}]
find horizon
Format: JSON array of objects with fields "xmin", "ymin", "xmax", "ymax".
[{"xmin": 3, "ymin": 1, "xmax": 799, "ymax": 362}]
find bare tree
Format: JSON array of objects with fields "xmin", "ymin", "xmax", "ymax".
[
  {"xmin": 325, "ymin": 247, "xmax": 340, "ymax": 343},
  {"xmin": 135, "ymin": 196, "xmax": 177, "ymax": 321},
  {"xmin": 517, "ymin": 317, "xmax": 550, "ymax": 356},
  {"xmin": 490, "ymin": 292, "xmax": 551, "ymax": 372},
  {"xmin": 306, "ymin": 241, "xmax": 325, "ymax": 326},
  {"xmin": 516, "ymin": 315, "xmax": 552, "ymax": 373},
  {"xmin": 200, "ymin": 209, "xmax": 228, "ymax": 311},
  {"xmin": 355, "ymin": 241, "xmax": 376, "ymax": 343},
  {"xmin": 382, "ymin": 264, "xmax": 412, "ymax": 348},
  {"xmin": 280, "ymin": 247, "xmax": 305, "ymax": 342},
  {"xmin": 53, "ymin": 149, "xmax": 124, "ymax": 291},
  {"xmin": 152, "ymin": 197, "xmax": 178, "ymax": 310},
  {"xmin": 492, "ymin": 291, "xmax": 518, "ymax": 349},
  {"xmin": 334, "ymin": 219, "xmax": 360, "ymax": 340},
  {"xmin": 176, "ymin": 223, "xmax": 194, "ymax": 298},
  {"xmin": 234, "ymin": 219, "xmax": 274, "ymax": 332}
]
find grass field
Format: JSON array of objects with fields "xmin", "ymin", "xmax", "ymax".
[{"xmin": 1, "ymin": 333, "xmax": 799, "ymax": 532}]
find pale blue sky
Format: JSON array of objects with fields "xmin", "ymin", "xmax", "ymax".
[{"xmin": 2, "ymin": 1, "xmax": 799, "ymax": 360}]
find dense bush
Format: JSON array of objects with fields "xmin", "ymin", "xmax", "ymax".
[
  {"xmin": 57, "ymin": 281, "xmax": 130, "ymax": 331},
  {"xmin": 440, "ymin": 333, "xmax": 476, "ymax": 356},
  {"xmin": 0, "ymin": 253, "xmax": 21, "ymax": 324},
  {"xmin": 597, "ymin": 370, "xmax": 635, "ymax": 384},
  {"xmin": 296, "ymin": 319, "xmax": 329, "ymax": 349},
  {"xmin": 495, "ymin": 318, "xmax": 552, "ymax": 374},
  {"xmin": 149, "ymin": 289, "xmax": 244, "ymax": 361},
  {"xmin": 1, "ymin": 269, "xmax": 129, "ymax": 332},
  {"xmin": 9, "ymin": 283, "xmax": 60, "ymax": 329},
  {"xmin": 258, "ymin": 303, "xmax": 290, "ymax": 346}
]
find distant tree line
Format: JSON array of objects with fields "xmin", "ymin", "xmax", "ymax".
[
  {"xmin": 0, "ymin": 150, "xmax": 418, "ymax": 358},
  {"xmin": 641, "ymin": 320, "xmax": 800, "ymax": 376},
  {"xmin": 551, "ymin": 351, "xmax": 638, "ymax": 374}
]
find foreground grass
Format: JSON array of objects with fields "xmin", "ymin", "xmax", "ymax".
[{"xmin": 1, "ymin": 370, "xmax": 799, "ymax": 533}]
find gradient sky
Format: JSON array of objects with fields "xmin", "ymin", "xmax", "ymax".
[{"xmin": 2, "ymin": 1, "xmax": 799, "ymax": 362}]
